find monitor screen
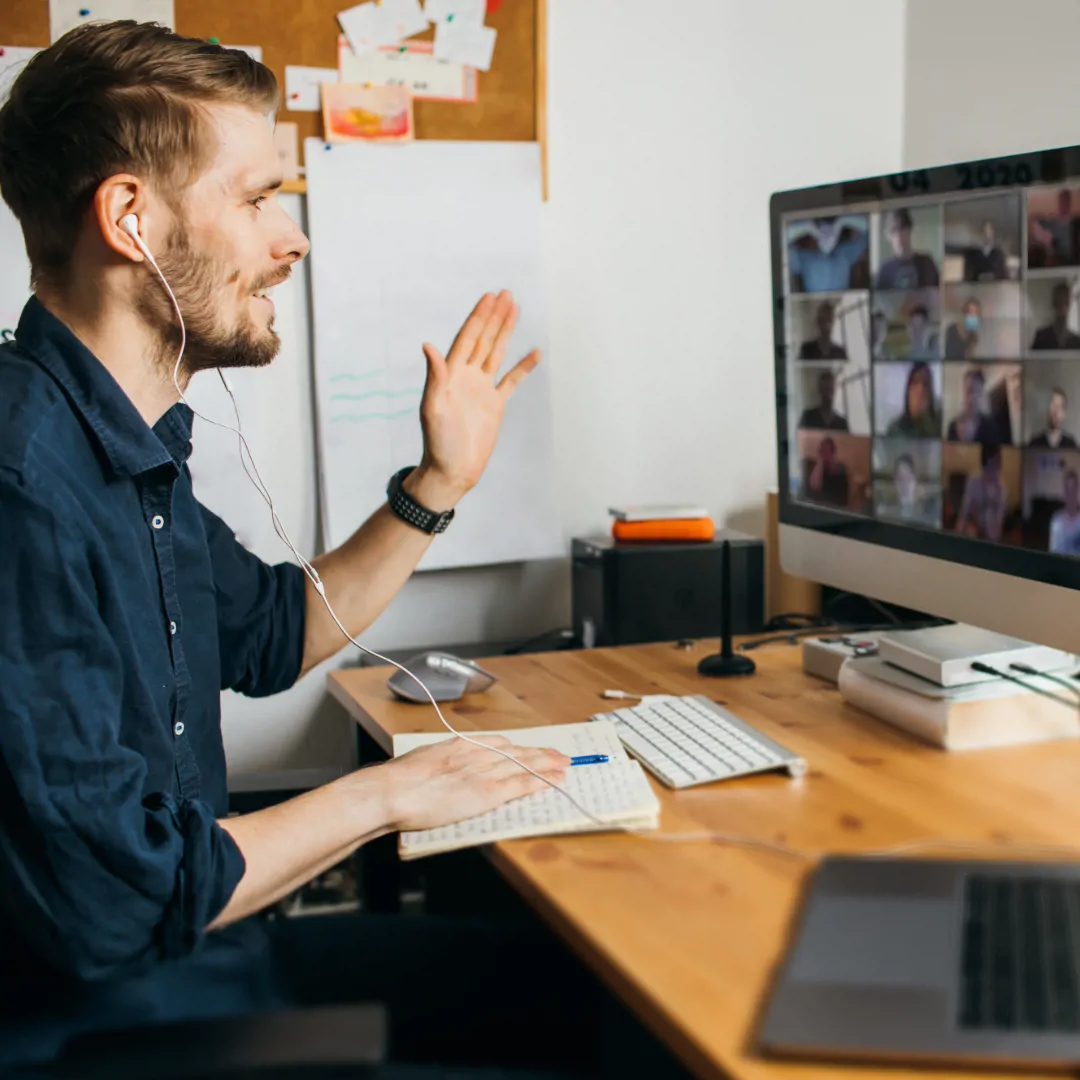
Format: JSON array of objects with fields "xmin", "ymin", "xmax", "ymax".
[{"xmin": 772, "ymin": 148, "xmax": 1080, "ymax": 594}]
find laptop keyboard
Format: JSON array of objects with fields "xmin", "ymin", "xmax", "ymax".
[{"xmin": 960, "ymin": 875, "xmax": 1080, "ymax": 1031}]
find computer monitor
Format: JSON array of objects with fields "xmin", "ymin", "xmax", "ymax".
[{"xmin": 771, "ymin": 146, "xmax": 1080, "ymax": 654}]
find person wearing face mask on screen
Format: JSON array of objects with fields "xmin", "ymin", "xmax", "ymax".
[{"xmin": 945, "ymin": 297, "xmax": 982, "ymax": 360}]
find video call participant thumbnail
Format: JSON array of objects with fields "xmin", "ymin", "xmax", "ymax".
[
  {"xmin": 803, "ymin": 435, "xmax": 849, "ymax": 508},
  {"xmin": 944, "ymin": 297, "xmax": 981, "ymax": 360},
  {"xmin": 953, "ymin": 443, "xmax": 1012, "ymax": 543},
  {"xmin": 873, "ymin": 444, "xmax": 942, "ymax": 528},
  {"xmin": 798, "ymin": 433, "xmax": 870, "ymax": 513},
  {"xmin": 1028, "ymin": 188, "xmax": 1080, "ymax": 269},
  {"xmin": 883, "ymin": 361, "xmax": 942, "ymax": 438},
  {"xmin": 964, "ymin": 219, "xmax": 1009, "ymax": 282},
  {"xmin": 875, "ymin": 207, "xmax": 940, "ymax": 290},
  {"xmin": 946, "ymin": 368, "xmax": 1002, "ymax": 444},
  {"xmin": 943, "ymin": 195, "xmax": 1020, "ymax": 283},
  {"xmin": 798, "ymin": 369, "xmax": 849, "ymax": 431},
  {"xmin": 787, "ymin": 215, "xmax": 869, "ymax": 294},
  {"xmin": 1028, "ymin": 386, "xmax": 1078, "ymax": 449},
  {"xmin": 798, "ymin": 300, "xmax": 848, "ymax": 360},
  {"xmin": 1048, "ymin": 469, "xmax": 1080, "ymax": 555},
  {"xmin": 1031, "ymin": 282, "xmax": 1080, "ymax": 351}
]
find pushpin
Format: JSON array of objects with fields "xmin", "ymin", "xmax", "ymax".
[
  {"xmin": 447, "ymin": 12, "xmax": 455, "ymax": 20},
  {"xmin": 79, "ymin": 7, "xmax": 91, "ymax": 16},
  {"xmin": 399, "ymin": 45, "xmax": 407, "ymax": 52},
  {"xmin": 290, "ymin": 92, "xmax": 300, "ymax": 100},
  {"xmin": 363, "ymin": 81, "xmax": 372, "ymax": 88},
  {"xmin": 209, "ymin": 36, "xmax": 219, "ymax": 44},
  {"xmin": 0, "ymin": 48, "xmax": 5, "ymax": 57}
]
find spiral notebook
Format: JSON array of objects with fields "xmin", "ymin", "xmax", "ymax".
[{"xmin": 391, "ymin": 721, "xmax": 661, "ymax": 860}]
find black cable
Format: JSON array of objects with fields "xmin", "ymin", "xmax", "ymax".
[
  {"xmin": 1010, "ymin": 662, "xmax": 1080, "ymax": 701},
  {"xmin": 970, "ymin": 661, "xmax": 1078, "ymax": 712},
  {"xmin": 738, "ymin": 617, "xmax": 948, "ymax": 652}
]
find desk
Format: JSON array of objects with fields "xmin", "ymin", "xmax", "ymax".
[{"xmin": 329, "ymin": 640, "xmax": 1080, "ymax": 1080}]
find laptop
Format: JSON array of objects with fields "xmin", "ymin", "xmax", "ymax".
[{"xmin": 758, "ymin": 857, "xmax": 1080, "ymax": 1070}]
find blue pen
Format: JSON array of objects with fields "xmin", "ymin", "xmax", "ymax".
[{"xmin": 570, "ymin": 754, "xmax": 609, "ymax": 766}]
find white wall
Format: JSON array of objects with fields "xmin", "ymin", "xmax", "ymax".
[
  {"xmin": 903, "ymin": 0, "xmax": 1080, "ymax": 166},
  {"xmin": 544, "ymin": 0, "xmax": 905, "ymax": 544}
]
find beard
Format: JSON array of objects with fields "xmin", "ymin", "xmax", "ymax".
[{"xmin": 136, "ymin": 223, "xmax": 286, "ymax": 379}]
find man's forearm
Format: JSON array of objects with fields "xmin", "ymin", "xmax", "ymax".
[
  {"xmin": 298, "ymin": 465, "xmax": 466, "ymax": 675},
  {"xmin": 209, "ymin": 768, "xmax": 393, "ymax": 930}
]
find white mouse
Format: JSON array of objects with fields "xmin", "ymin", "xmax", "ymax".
[{"xmin": 387, "ymin": 651, "xmax": 498, "ymax": 703}]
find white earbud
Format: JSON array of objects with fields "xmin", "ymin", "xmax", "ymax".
[{"xmin": 119, "ymin": 213, "xmax": 155, "ymax": 264}]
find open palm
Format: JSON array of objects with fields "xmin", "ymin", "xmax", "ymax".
[{"xmin": 418, "ymin": 290, "xmax": 539, "ymax": 496}]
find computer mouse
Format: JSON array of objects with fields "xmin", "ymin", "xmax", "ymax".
[{"xmin": 387, "ymin": 651, "xmax": 498, "ymax": 703}]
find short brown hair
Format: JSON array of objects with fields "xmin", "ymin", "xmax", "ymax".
[{"xmin": 0, "ymin": 20, "xmax": 277, "ymax": 287}]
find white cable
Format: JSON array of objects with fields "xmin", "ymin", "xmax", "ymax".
[{"xmin": 143, "ymin": 256, "xmax": 1080, "ymax": 869}]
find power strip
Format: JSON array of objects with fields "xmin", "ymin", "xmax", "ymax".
[{"xmin": 802, "ymin": 634, "xmax": 882, "ymax": 684}]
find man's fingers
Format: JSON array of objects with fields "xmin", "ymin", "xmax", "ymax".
[
  {"xmin": 496, "ymin": 350, "xmax": 541, "ymax": 399},
  {"xmin": 467, "ymin": 290, "xmax": 514, "ymax": 368},
  {"xmin": 481, "ymin": 301, "xmax": 519, "ymax": 375},
  {"xmin": 446, "ymin": 293, "xmax": 496, "ymax": 368}
]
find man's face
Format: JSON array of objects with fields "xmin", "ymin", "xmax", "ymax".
[
  {"xmin": 1053, "ymin": 285, "xmax": 1071, "ymax": 319},
  {"xmin": 818, "ymin": 372, "xmax": 835, "ymax": 408},
  {"xmin": 888, "ymin": 220, "xmax": 912, "ymax": 256},
  {"xmin": 140, "ymin": 104, "xmax": 310, "ymax": 376},
  {"xmin": 981, "ymin": 221, "xmax": 995, "ymax": 247},
  {"xmin": 1049, "ymin": 392, "xmax": 1066, "ymax": 430},
  {"xmin": 816, "ymin": 303, "xmax": 834, "ymax": 337},
  {"xmin": 908, "ymin": 313, "xmax": 925, "ymax": 343}
]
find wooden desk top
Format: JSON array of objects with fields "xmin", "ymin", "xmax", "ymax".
[{"xmin": 329, "ymin": 640, "xmax": 1080, "ymax": 1080}]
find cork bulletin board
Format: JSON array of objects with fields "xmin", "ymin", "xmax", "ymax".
[{"xmin": 1, "ymin": 0, "xmax": 547, "ymax": 193}]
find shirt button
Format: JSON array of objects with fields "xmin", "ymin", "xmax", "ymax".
[
  {"xmin": 174, "ymin": 721, "xmax": 185, "ymax": 737},
  {"xmin": 151, "ymin": 514, "xmax": 165, "ymax": 530},
  {"xmin": 169, "ymin": 620, "xmax": 177, "ymax": 635}
]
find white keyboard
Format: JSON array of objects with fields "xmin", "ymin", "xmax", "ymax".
[{"xmin": 591, "ymin": 694, "xmax": 807, "ymax": 790}]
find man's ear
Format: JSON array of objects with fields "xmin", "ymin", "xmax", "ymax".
[{"xmin": 94, "ymin": 174, "xmax": 149, "ymax": 264}]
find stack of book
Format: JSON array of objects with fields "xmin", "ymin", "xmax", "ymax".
[
  {"xmin": 839, "ymin": 655, "xmax": 1080, "ymax": 751},
  {"xmin": 608, "ymin": 504, "xmax": 715, "ymax": 542}
]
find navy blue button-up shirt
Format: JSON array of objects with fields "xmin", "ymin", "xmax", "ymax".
[{"xmin": 0, "ymin": 298, "xmax": 308, "ymax": 1062}]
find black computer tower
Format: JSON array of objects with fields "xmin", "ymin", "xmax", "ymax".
[{"xmin": 571, "ymin": 531, "xmax": 765, "ymax": 648}]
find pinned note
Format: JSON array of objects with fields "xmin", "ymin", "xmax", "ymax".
[
  {"xmin": 284, "ymin": 65, "xmax": 338, "ymax": 112},
  {"xmin": 424, "ymin": 0, "xmax": 486, "ymax": 25},
  {"xmin": 273, "ymin": 122, "xmax": 300, "ymax": 181},
  {"xmin": 337, "ymin": 0, "xmax": 428, "ymax": 57},
  {"xmin": 0, "ymin": 47, "xmax": 40, "ymax": 103},
  {"xmin": 49, "ymin": 0, "xmax": 175, "ymax": 42},
  {"xmin": 322, "ymin": 82, "xmax": 413, "ymax": 143},
  {"xmin": 433, "ymin": 18, "xmax": 496, "ymax": 71},
  {"xmin": 337, "ymin": 37, "xmax": 477, "ymax": 102}
]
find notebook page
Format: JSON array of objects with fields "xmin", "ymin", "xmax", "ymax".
[
  {"xmin": 399, "ymin": 760, "xmax": 659, "ymax": 858},
  {"xmin": 393, "ymin": 720, "xmax": 628, "ymax": 762}
]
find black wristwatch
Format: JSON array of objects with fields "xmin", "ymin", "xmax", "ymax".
[{"xmin": 386, "ymin": 466, "xmax": 455, "ymax": 535}]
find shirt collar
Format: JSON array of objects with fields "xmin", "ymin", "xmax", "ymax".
[{"xmin": 15, "ymin": 296, "xmax": 194, "ymax": 477}]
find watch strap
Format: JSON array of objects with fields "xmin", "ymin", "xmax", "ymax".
[{"xmin": 387, "ymin": 466, "xmax": 455, "ymax": 535}]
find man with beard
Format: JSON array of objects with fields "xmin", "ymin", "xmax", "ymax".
[{"xmin": 0, "ymin": 21, "xmax": 595, "ymax": 1077}]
